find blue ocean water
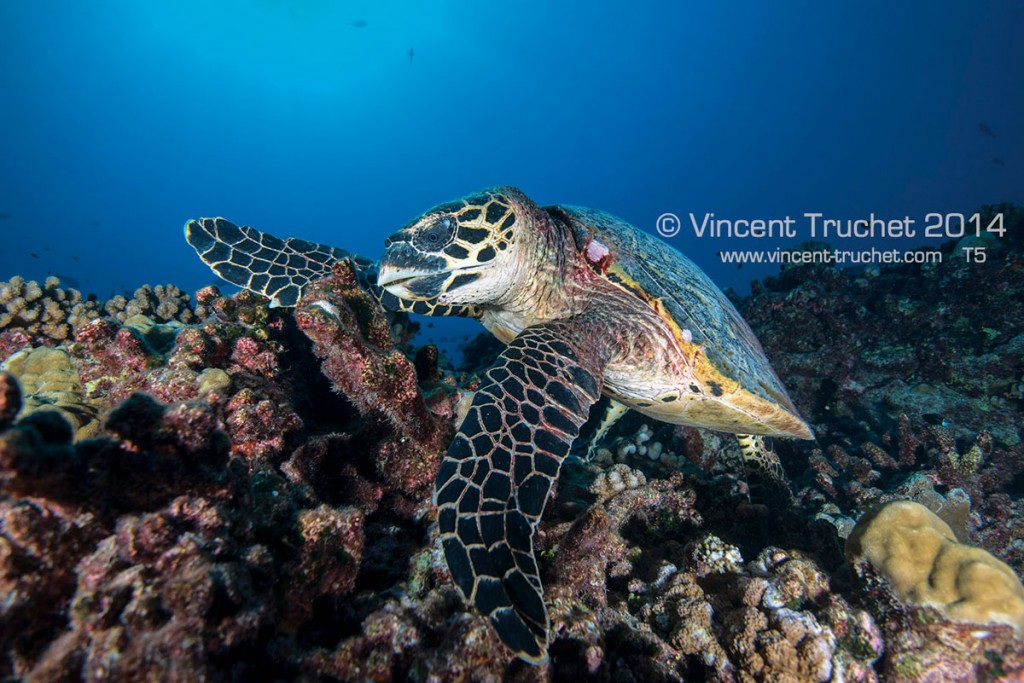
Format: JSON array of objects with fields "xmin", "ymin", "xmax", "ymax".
[{"xmin": 1, "ymin": 1, "xmax": 1022, "ymax": 356}]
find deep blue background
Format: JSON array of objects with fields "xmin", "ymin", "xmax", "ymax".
[{"xmin": 2, "ymin": 1, "xmax": 1022, "ymax": 353}]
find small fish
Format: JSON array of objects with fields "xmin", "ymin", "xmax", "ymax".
[
  {"xmin": 978, "ymin": 123, "xmax": 996, "ymax": 138},
  {"xmin": 350, "ymin": 19, "xmax": 367, "ymax": 28},
  {"xmin": 993, "ymin": 156, "xmax": 1005, "ymax": 166},
  {"xmin": 73, "ymin": 256, "xmax": 79, "ymax": 261},
  {"xmin": 30, "ymin": 252, "xmax": 39, "ymax": 259},
  {"xmin": 0, "ymin": 212, "xmax": 10, "ymax": 221},
  {"xmin": 409, "ymin": 47, "xmax": 414, "ymax": 64}
]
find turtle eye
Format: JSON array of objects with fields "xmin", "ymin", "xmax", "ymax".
[{"xmin": 413, "ymin": 216, "xmax": 456, "ymax": 251}]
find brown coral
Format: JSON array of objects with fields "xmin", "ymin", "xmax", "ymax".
[
  {"xmin": 103, "ymin": 283, "xmax": 196, "ymax": 325},
  {"xmin": 851, "ymin": 557, "xmax": 1024, "ymax": 681},
  {"xmin": 629, "ymin": 545, "xmax": 882, "ymax": 682},
  {"xmin": 2, "ymin": 346, "xmax": 101, "ymax": 439},
  {"xmin": 294, "ymin": 259, "xmax": 455, "ymax": 497},
  {"xmin": 0, "ymin": 276, "xmax": 103, "ymax": 345}
]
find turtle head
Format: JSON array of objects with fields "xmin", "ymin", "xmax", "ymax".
[{"xmin": 378, "ymin": 187, "xmax": 534, "ymax": 307}]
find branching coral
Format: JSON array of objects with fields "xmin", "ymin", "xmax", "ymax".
[
  {"xmin": 103, "ymin": 283, "xmax": 196, "ymax": 325},
  {"xmin": 629, "ymin": 545, "xmax": 882, "ymax": 682},
  {"xmin": 0, "ymin": 276, "xmax": 103, "ymax": 345},
  {"xmin": 0, "ymin": 276, "xmax": 205, "ymax": 363}
]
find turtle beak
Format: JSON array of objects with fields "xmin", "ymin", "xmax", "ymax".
[
  {"xmin": 377, "ymin": 267, "xmax": 444, "ymax": 300},
  {"xmin": 378, "ymin": 240, "xmax": 449, "ymax": 300},
  {"xmin": 376, "ymin": 265, "xmax": 437, "ymax": 288}
]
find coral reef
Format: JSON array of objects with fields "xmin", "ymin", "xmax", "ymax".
[
  {"xmin": 1, "ymin": 203, "xmax": 1023, "ymax": 679},
  {"xmin": 0, "ymin": 386, "xmax": 357, "ymax": 681},
  {"xmin": 631, "ymin": 546, "xmax": 883, "ymax": 682},
  {"xmin": 103, "ymin": 283, "xmax": 196, "ymax": 325},
  {"xmin": 740, "ymin": 204, "xmax": 1024, "ymax": 448},
  {"xmin": 0, "ymin": 276, "xmax": 102, "ymax": 344},
  {"xmin": 522, "ymin": 465, "xmax": 880, "ymax": 681},
  {"xmin": 0, "ymin": 277, "xmax": 198, "ymax": 356},
  {"xmin": 850, "ymin": 549, "xmax": 1024, "ymax": 682},
  {"xmin": 593, "ymin": 421, "xmax": 685, "ymax": 470}
]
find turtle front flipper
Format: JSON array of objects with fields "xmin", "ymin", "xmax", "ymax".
[
  {"xmin": 185, "ymin": 218, "xmax": 351, "ymax": 307},
  {"xmin": 435, "ymin": 322, "xmax": 605, "ymax": 662},
  {"xmin": 186, "ymin": 217, "xmax": 481, "ymax": 317}
]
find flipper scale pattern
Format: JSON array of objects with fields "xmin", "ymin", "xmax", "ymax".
[{"xmin": 435, "ymin": 322, "xmax": 603, "ymax": 662}]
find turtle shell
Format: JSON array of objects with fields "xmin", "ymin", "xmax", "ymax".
[{"xmin": 550, "ymin": 204, "xmax": 804, "ymax": 425}]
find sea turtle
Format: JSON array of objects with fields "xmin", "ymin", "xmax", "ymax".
[{"xmin": 185, "ymin": 186, "xmax": 813, "ymax": 662}]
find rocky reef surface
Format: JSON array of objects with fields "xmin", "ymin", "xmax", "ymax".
[{"xmin": 1, "ymin": 204, "xmax": 1023, "ymax": 681}]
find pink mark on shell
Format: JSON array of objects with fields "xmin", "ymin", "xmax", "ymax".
[
  {"xmin": 586, "ymin": 238, "xmax": 610, "ymax": 263},
  {"xmin": 681, "ymin": 328, "xmax": 693, "ymax": 344}
]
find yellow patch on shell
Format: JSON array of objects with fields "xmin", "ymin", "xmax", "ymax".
[{"xmin": 604, "ymin": 263, "xmax": 742, "ymax": 398}]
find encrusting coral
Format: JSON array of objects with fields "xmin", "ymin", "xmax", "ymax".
[
  {"xmin": 294, "ymin": 259, "xmax": 457, "ymax": 497},
  {"xmin": 0, "ymin": 384, "xmax": 363, "ymax": 681}
]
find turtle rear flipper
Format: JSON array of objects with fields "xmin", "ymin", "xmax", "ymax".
[
  {"xmin": 736, "ymin": 433, "xmax": 793, "ymax": 505},
  {"xmin": 185, "ymin": 217, "xmax": 351, "ymax": 307},
  {"xmin": 435, "ymin": 322, "xmax": 605, "ymax": 662}
]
